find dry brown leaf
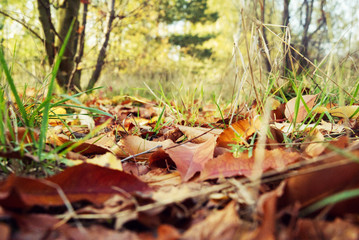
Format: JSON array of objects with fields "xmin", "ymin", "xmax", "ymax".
[
  {"xmin": 165, "ymin": 136, "xmax": 217, "ymax": 181},
  {"xmin": 47, "ymin": 132, "xmax": 121, "ymax": 156},
  {"xmin": 294, "ymin": 218, "xmax": 359, "ymax": 239},
  {"xmin": 285, "ymin": 94, "xmax": 317, "ymax": 122},
  {"xmin": 148, "ymin": 148, "xmax": 176, "ymax": 168},
  {"xmin": 278, "ymin": 149, "xmax": 359, "ymax": 213},
  {"xmin": 10, "ymin": 213, "xmax": 141, "ymax": 240},
  {"xmin": 253, "ymin": 182, "xmax": 286, "ymax": 240},
  {"xmin": 302, "ymin": 128, "xmax": 327, "ymax": 157},
  {"xmin": 177, "ymin": 125, "xmax": 223, "ymax": 143},
  {"xmin": 182, "ymin": 201, "xmax": 240, "ymax": 240},
  {"xmin": 122, "ymin": 135, "xmax": 174, "ymax": 160}
]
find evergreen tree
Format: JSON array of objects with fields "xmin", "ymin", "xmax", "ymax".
[{"xmin": 158, "ymin": 0, "xmax": 218, "ymax": 59}]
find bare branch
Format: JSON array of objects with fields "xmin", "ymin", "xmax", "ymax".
[
  {"xmin": 0, "ymin": 10, "xmax": 44, "ymax": 42},
  {"xmin": 86, "ymin": 0, "xmax": 116, "ymax": 90}
]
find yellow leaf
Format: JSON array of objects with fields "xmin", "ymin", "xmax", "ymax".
[
  {"xmin": 48, "ymin": 107, "xmax": 67, "ymax": 126},
  {"xmin": 71, "ymin": 152, "xmax": 123, "ymax": 171},
  {"xmin": 329, "ymin": 106, "xmax": 359, "ymax": 119},
  {"xmin": 269, "ymin": 97, "xmax": 281, "ymax": 110},
  {"xmin": 312, "ymin": 106, "xmax": 329, "ymax": 114}
]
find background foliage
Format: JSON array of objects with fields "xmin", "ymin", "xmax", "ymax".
[{"xmin": 0, "ymin": 0, "xmax": 358, "ymax": 103}]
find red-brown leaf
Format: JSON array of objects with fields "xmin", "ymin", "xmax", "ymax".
[
  {"xmin": 0, "ymin": 163, "xmax": 151, "ymax": 209},
  {"xmin": 165, "ymin": 136, "xmax": 217, "ymax": 181},
  {"xmin": 278, "ymin": 149, "xmax": 359, "ymax": 215},
  {"xmin": 200, "ymin": 149, "xmax": 301, "ymax": 180}
]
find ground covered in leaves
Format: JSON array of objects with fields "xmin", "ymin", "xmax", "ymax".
[{"xmin": 2, "ymin": 93, "xmax": 359, "ymax": 239}]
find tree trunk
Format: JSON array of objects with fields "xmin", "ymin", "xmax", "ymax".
[
  {"xmin": 87, "ymin": 0, "xmax": 116, "ymax": 90},
  {"xmin": 296, "ymin": 0, "xmax": 314, "ymax": 74},
  {"xmin": 37, "ymin": 0, "xmax": 55, "ymax": 65},
  {"xmin": 282, "ymin": 0, "xmax": 291, "ymax": 76},
  {"xmin": 68, "ymin": 2, "xmax": 88, "ymax": 90},
  {"xmin": 259, "ymin": 0, "xmax": 272, "ymax": 72},
  {"xmin": 56, "ymin": 0, "xmax": 81, "ymax": 91}
]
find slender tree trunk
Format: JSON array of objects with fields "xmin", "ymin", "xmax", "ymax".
[
  {"xmin": 87, "ymin": 0, "xmax": 115, "ymax": 90},
  {"xmin": 68, "ymin": 2, "xmax": 88, "ymax": 90},
  {"xmin": 301, "ymin": 0, "xmax": 313, "ymax": 57},
  {"xmin": 37, "ymin": 0, "xmax": 55, "ymax": 65},
  {"xmin": 56, "ymin": 0, "xmax": 81, "ymax": 91},
  {"xmin": 297, "ymin": 0, "xmax": 314, "ymax": 74},
  {"xmin": 259, "ymin": 0, "xmax": 272, "ymax": 72},
  {"xmin": 282, "ymin": 0, "xmax": 291, "ymax": 76}
]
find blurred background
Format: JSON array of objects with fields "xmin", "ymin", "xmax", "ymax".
[{"xmin": 1, "ymin": 0, "xmax": 358, "ymax": 104}]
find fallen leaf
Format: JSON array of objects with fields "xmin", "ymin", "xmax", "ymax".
[
  {"xmin": 182, "ymin": 201, "xmax": 241, "ymax": 240},
  {"xmin": 141, "ymin": 169, "xmax": 182, "ymax": 188},
  {"xmin": 312, "ymin": 106, "xmax": 329, "ymax": 114},
  {"xmin": 270, "ymin": 103, "xmax": 286, "ymax": 121},
  {"xmin": 217, "ymin": 118, "xmax": 261, "ymax": 148},
  {"xmin": 200, "ymin": 149, "xmax": 301, "ymax": 180},
  {"xmin": 11, "ymin": 213, "xmax": 141, "ymax": 240},
  {"xmin": 65, "ymin": 151, "xmax": 88, "ymax": 160},
  {"xmin": 165, "ymin": 136, "xmax": 217, "ymax": 181},
  {"xmin": 0, "ymin": 163, "xmax": 151, "ymax": 209},
  {"xmin": 122, "ymin": 161, "xmax": 151, "ymax": 177},
  {"xmin": 0, "ymin": 223, "xmax": 10, "ymax": 240},
  {"xmin": 251, "ymin": 182, "xmax": 286, "ymax": 240},
  {"xmin": 11, "ymin": 213, "xmax": 85, "ymax": 240},
  {"xmin": 48, "ymin": 107, "xmax": 67, "ymax": 126},
  {"xmin": 70, "ymin": 152, "xmax": 123, "ymax": 171},
  {"xmin": 122, "ymin": 135, "xmax": 174, "ymax": 160},
  {"xmin": 278, "ymin": 149, "xmax": 359, "ymax": 213},
  {"xmin": 6, "ymin": 127, "xmax": 39, "ymax": 144},
  {"xmin": 302, "ymin": 128, "xmax": 327, "ymax": 157},
  {"xmin": 329, "ymin": 105, "xmax": 359, "ymax": 119},
  {"xmin": 177, "ymin": 125, "xmax": 223, "ymax": 143},
  {"xmin": 157, "ymin": 224, "xmax": 181, "ymax": 240},
  {"xmin": 148, "ymin": 148, "xmax": 175, "ymax": 168},
  {"xmin": 285, "ymin": 94, "xmax": 317, "ymax": 122},
  {"xmin": 47, "ymin": 132, "xmax": 122, "ymax": 156},
  {"xmin": 293, "ymin": 218, "xmax": 359, "ymax": 239}
]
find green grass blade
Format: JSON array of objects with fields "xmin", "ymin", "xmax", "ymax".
[
  {"xmin": 300, "ymin": 188, "xmax": 359, "ymax": 217},
  {"xmin": 0, "ymin": 91, "xmax": 6, "ymax": 144},
  {"xmin": 350, "ymin": 78, "xmax": 359, "ymax": 105},
  {"xmin": 38, "ymin": 19, "xmax": 75, "ymax": 160},
  {"xmin": 154, "ymin": 106, "xmax": 166, "ymax": 133},
  {"xmin": 213, "ymin": 95, "xmax": 226, "ymax": 128},
  {"xmin": 0, "ymin": 48, "xmax": 29, "ymax": 126}
]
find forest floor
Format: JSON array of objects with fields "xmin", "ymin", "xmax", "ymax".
[{"xmin": 2, "ymin": 91, "xmax": 359, "ymax": 239}]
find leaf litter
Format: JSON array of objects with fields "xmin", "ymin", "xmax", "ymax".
[{"xmin": 2, "ymin": 94, "xmax": 359, "ymax": 239}]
